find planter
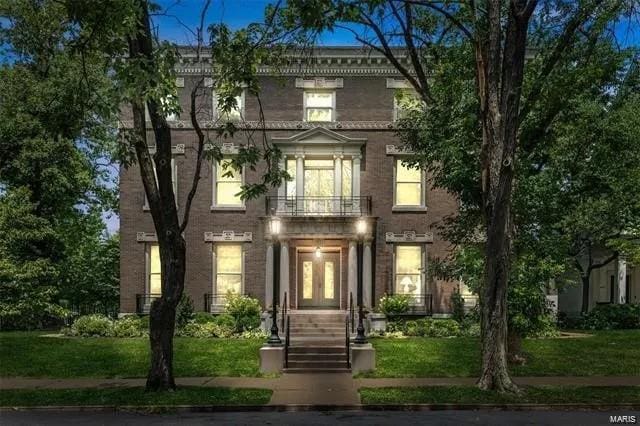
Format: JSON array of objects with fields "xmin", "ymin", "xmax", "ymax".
[{"xmin": 367, "ymin": 312, "xmax": 387, "ymax": 333}]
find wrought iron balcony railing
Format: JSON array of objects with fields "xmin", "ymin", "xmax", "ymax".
[
  {"xmin": 204, "ymin": 293, "xmax": 230, "ymax": 313},
  {"xmin": 265, "ymin": 196, "xmax": 372, "ymax": 216},
  {"xmin": 136, "ymin": 293, "xmax": 161, "ymax": 314}
]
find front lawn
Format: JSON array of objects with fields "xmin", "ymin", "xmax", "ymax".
[
  {"xmin": 365, "ymin": 330, "xmax": 640, "ymax": 378},
  {"xmin": 0, "ymin": 332, "xmax": 263, "ymax": 378},
  {"xmin": 360, "ymin": 386, "xmax": 640, "ymax": 405},
  {"xmin": 0, "ymin": 387, "xmax": 272, "ymax": 407}
]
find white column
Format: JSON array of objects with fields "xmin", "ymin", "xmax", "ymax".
[
  {"xmin": 363, "ymin": 240, "xmax": 373, "ymax": 307},
  {"xmin": 280, "ymin": 240, "xmax": 289, "ymax": 308},
  {"xmin": 348, "ymin": 240, "xmax": 358, "ymax": 307},
  {"xmin": 616, "ymin": 256, "xmax": 627, "ymax": 304},
  {"xmin": 265, "ymin": 241, "xmax": 273, "ymax": 308},
  {"xmin": 353, "ymin": 155, "xmax": 361, "ymax": 212}
]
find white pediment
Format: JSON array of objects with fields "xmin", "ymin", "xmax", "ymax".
[{"xmin": 271, "ymin": 127, "xmax": 366, "ymax": 146}]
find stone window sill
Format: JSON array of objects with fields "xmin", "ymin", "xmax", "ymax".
[
  {"xmin": 392, "ymin": 206, "xmax": 428, "ymax": 213},
  {"xmin": 210, "ymin": 205, "xmax": 246, "ymax": 212}
]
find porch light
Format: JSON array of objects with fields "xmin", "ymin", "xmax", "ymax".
[
  {"xmin": 269, "ymin": 216, "xmax": 281, "ymax": 236},
  {"xmin": 356, "ymin": 218, "xmax": 367, "ymax": 235},
  {"xmin": 315, "ymin": 246, "xmax": 322, "ymax": 258}
]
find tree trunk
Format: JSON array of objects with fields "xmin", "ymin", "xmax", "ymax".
[{"xmin": 581, "ymin": 274, "xmax": 590, "ymax": 314}]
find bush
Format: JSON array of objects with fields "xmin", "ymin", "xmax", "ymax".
[
  {"xmin": 112, "ymin": 316, "xmax": 146, "ymax": 337},
  {"xmin": 213, "ymin": 314, "xmax": 236, "ymax": 337},
  {"xmin": 67, "ymin": 314, "xmax": 113, "ymax": 337},
  {"xmin": 176, "ymin": 294, "xmax": 195, "ymax": 330},
  {"xmin": 459, "ymin": 319, "xmax": 481, "ymax": 337},
  {"xmin": 194, "ymin": 312, "xmax": 216, "ymax": 324},
  {"xmin": 378, "ymin": 294, "xmax": 410, "ymax": 316},
  {"xmin": 450, "ymin": 291, "xmax": 466, "ymax": 323},
  {"xmin": 425, "ymin": 319, "xmax": 461, "ymax": 337},
  {"xmin": 384, "ymin": 318, "xmax": 463, "ymax": 337},
  {"xmin": 224, "ymin": 293, "xmax": 261, "ymax": 332},
  {"xmin": 578, "ymin": 304, "xmax": 640, "ymax": 330}
]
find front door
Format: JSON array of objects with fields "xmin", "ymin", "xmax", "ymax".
[{"xmin": 298, "ymin": 252, "xmax": 340, "ymax": 308}]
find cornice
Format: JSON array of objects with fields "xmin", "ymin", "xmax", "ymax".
[
  {"xmin": 385, "ymin": 231, "xmax": 434, "ymax": 243},
  {"xmin": 120, "ymin": 120, "xmax": 397, "ymax": 131},
  {"xmin": 204, "ymin": 231, "xmax": 253, "ymax": 243}
]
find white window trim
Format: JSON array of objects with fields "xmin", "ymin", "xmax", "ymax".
[
  {"xmin": 212, "ymin": 243, "xmax": 246, "ymax": 296},
  {"xmin": 211, "ymin": 157, "xmax": 246, "ymax": 211},
  {"xmin": 303, "ymin": 90, "xmax": 336, "ymax": 122},
  {"xmin": 392, "ymin": 243, "xmax": 427, "ymax": 304},
  {"xmin": 392, "ymin": 158, "xmax": 427, "ymax": 211},
  {"xmin": 212, "ymin": 89, "xmax": 245, "ymax": 122},
  {"xmin": 143, "ymin": 158, "xmax": 177, "ymax": 210}
]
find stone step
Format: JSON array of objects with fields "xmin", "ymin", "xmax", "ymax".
[
  {"xmin": 283, "ymin": 368, "xmax": 352, "ymax": 373},
  {"xmin": 289, "ymin": 318, "xmax": 346, "ymax": 325},
  {"xmin": 288, "ymin": 353, "xmax": 345, "ymax": 361},
  {"xmin": 288, "ymin": 345, "xmax": 345, "ymax": 354},
  {"xmin": 290, "ymin": 332, "xmax": 345, "ymax": 338},
  {"xmin": 286, "ymin": 360, "xmax": 349, "ymax": 369}
]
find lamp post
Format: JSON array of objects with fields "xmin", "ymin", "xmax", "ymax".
[
  {"xmin": 354, "ymin": 217, "xmax": 368, "ymax": 344},
  {"xmin": 267, "ymin": 215, "xmax": 282, "ymax": 345}
]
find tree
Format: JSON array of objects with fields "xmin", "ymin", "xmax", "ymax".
[{"xmin": 272, "ymin": 0, "xmax": 637, "ymax": 391}]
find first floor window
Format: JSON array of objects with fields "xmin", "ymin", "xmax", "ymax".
[
  {"xmin": 216, "ymin": 244, "xmax": 243, "ymax": 294},
  {"xmin": 394, "ymin": 159, "xmax": 423, "ymax": 207},
  {"xmin": 395, "ymin": 245, "xmax": 423, "ymax": 302},
  {"xmin": 215, "ymin": 158, "xmax": 243, "ymax": 207},
  {"xmin": 148, "ymin": 244, "xmax": 162, "ymax": 294}
]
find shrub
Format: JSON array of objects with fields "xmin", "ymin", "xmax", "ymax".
[
  {"xmin": 378, "ymin": 294, "xmax": 410, "ymax": 316},
  {"xmin": 68, "ymin": 314, "xmax": 113, "ymax": 337},
  {"xmin": 459, "ymin": 319, "xmax": 481, "ymax": 337},
  {"xmin": 194, "ymin": 312, "xmax": 216, "ymax": 324},
  {"xmin": 579, "ymin": 304, "xmax": 640, "ymax": 330},
  {"xmin": 425, "ymin": 319, "xmax": 461, "ymax": 337},
  {"xmin": 112, "ymin": 316, "xmax": 146, "ymax": 337},
  {"xmin": 385, "ymin": 318, "xmax": 463, "ymax": 337},
  {"xmin": 238, "ymin": 329, "xmax": 269, "ymax": 339},
  {"xmin": 176, "ymin": 294, "xmax": 195, "ymax": 330},
  {"xmin": 450, "ymin": 291, "xmax": 466, "ymax": 323},
  {"xmin": 138, "ymin": 315, "xmax": 150, "ymax": 331},
  {"xmin": 224, "ymin": 293, "xmax": 262, "ymax": 332},
  {"xmin": 213, "ymin": 314, "xmax": 236, "ymax": 337}
]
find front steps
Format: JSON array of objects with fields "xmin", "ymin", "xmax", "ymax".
[{"xmin": 284, "ymin": 311, "xmax": 351, "ymax": 373}]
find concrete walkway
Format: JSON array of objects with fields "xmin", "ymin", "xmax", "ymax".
[{"xmin": 2, "ymin": 375, "xmax": 639, "ymax": 405}]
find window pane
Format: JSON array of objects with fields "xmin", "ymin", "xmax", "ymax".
[
  {"xmin": 150, "ymin": 274, "xmax": 162, "ymax": 294},
  {"xmin": 217, "ymin": 182, "xmax": 242, "ymax": 205},
  {"xmin": 305, "ymin": 92, "xmax": 332, "ymax": 107},
  {"xmin": 303, "ymin": 261, "xmax": 313, "ymax": 299},
  {"xmin": 396, "ymin": 274, "xmax": 421, "ymax": 296},
  {"xmin": 306, "ymin": 108, "xmax": 332, "ymax": 122},
  {"xmin": 342, "ymin": 159, "xmax": 352, "ymax": 197},
  {"xmin": 216, "ymin": 95, "xmax": 242, "ymax": 120},
  {"xmin": 217, "ymin": 244, "xmax": 242, "ymax": 274},
  {"xmin": 149, "ymin": 244, "xmax": 161, "ymax": 294},
  {"xmin": 217, "ymin": 160, "xmax": 241, "ymax": 182},
  {"xmin": 396, "ymin": 246, "xmax": 421, "ymax": 274},
  {"xmin": 217, "ymin": 274, "xmax": 242, "ymax": 294},
  {"xmin": 286, "ymin": 158, "xmax": 296, "ymax": 197},
  {"xmin": 324, "ymin": 261, "xmax": 334, "ymax": 299},
  {"xmin": 396, "ymin": 183, "xmax": 421, "ymax": 205},
  {"xmin": 396, "ymin": 160, "xmax": 421, "ymax": 182},
  {"xmin": 304, "ymin": 159, "xmax": 334, "ymax": 168}
]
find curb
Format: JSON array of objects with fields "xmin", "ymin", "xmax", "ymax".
[{"xmin": 2, "ymin": 403, "xmax": 640, "ymax": 412}]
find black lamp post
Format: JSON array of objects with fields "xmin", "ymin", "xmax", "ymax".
[
  {"xmin": 354, "ymin": 218, "xmax": 368, "ymax": 344},
  {"xmin": 267, "ymin": 215, "xmax": 282, "ymax": 345}
]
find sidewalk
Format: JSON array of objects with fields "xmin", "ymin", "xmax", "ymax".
[{"xmin": 2, "ymin": 375, "xmax": 639, "ymax": 405}]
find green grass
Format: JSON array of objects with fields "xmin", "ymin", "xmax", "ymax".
[
  {"xmin": 364, "ymin": 330, "xmax": 640, "ymax": 378},
  {"xmin": 360, "ymin": 386, "xmax": 640, "ymax": 405},
  {"xmin": 0, "ymin": 332, "xmax": 263, "ymax": 378},
  {"xmin": 0, "ymin": 387, "xmax": 272, "ymax": 407}
]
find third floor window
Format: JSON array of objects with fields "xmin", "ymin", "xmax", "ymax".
[{"xmin": 304, "ymin": 91, "xmax": 334, "ymax": 122}]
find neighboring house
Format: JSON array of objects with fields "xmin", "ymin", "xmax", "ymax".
[
  {"xmin": 118, "ymin": 47, "xmax": 460, "ymax": 317},
  {"xmin": 559, "ymin": 252, "xmax": 639, "ymax": 316}
]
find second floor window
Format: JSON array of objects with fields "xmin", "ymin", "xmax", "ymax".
[
  {"xmin": 394, "ymin": 159, "xmax": 423, "ymax": 207},
  {"xmin": 214, "ymin": 158, "xmax": 243, "ymax": 207},
  {"xmin": 304, "ymin": 91, "xmax": 334, "ymax": 122},
  {"xmin": 148, "ymin": 244, "xmax": 162, "ymax": 295}
]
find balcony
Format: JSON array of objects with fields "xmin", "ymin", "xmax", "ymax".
[
  {"xmin": 204, "ymin": 293, "xmax": 229, "ymax": 313},
  {"xmin": 265, "ymin": 196, "xmax": 372, "ymax": 216}
]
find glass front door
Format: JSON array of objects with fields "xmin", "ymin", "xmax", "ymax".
[
  {"xmin": 304, "ymin": 159, "xmax": 334, "ymax": 214},
  {"xmin": 297, "ymin": 252, "xmax": 340, "ymax": 308}
]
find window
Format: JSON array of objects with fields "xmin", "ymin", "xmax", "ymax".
[
  {"xmin": 395, "ymin": 245, "xmax": 423, "ymax": 302},
  {"xmin": 148, "ymin": 244, "xmax": 162, "ymax": 295},
  {"xmin": 342, "ymin": 159, "xmax": 352, "ymax": 197},
  {"xmin": 143, "ymin": 159, "xmax": 177, "ymax": 209},
  {"xmin": 393, "ymin": 90, "xmax": 420, "ymax": 121},
  {"xmin": 214, "ymin": 91, "xmax": 244, "ymax": 121},
  {"xmin": 145, "ymin": 96, "xmax": 179, "ymax": 121},
  {"xmin": 394, "ymin": 159, "xmax": 423, "ymax": 207},
  {"xmin": 213, "ymin": 157, "xmax": 243, "ymax": 208},
  {"xmin": 286, "ymin": 158, "xmax": 296, "ymax": 198},
  {"xmin": 215, "ymin": 244, "xmax": 243, "ymax": 295},
  {"xmin": 304, "ymin": 91, "xmax": 334, "ymax": 122}
]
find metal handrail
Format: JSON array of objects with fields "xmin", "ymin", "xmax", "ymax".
[
  {"xmin": 349, "ymin": 292, "xmax": 355, "ymax": 333},
  {"xmin": 265, "ymin": 196, "xmax": 372, "ymax": 216},
  {"xmin": 284, "ymin": 315, "xmax": 290, "ymax": 369},
  {"xmin": 281, "ymin": 292, "xmax": 287, "ymax": 330},
  {"xmin": 345, "ymin": 315, "xmax": 351, "ymax": 369}
]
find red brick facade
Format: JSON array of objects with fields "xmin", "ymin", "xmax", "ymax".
[{"xmin": 119, "ymin": 50, "xmax": 459, "ymax": 315}]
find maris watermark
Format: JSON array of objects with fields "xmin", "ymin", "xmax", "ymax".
[{"xmin": 610, "ymin": 415, "xmax": 637, "ymax": 424}]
